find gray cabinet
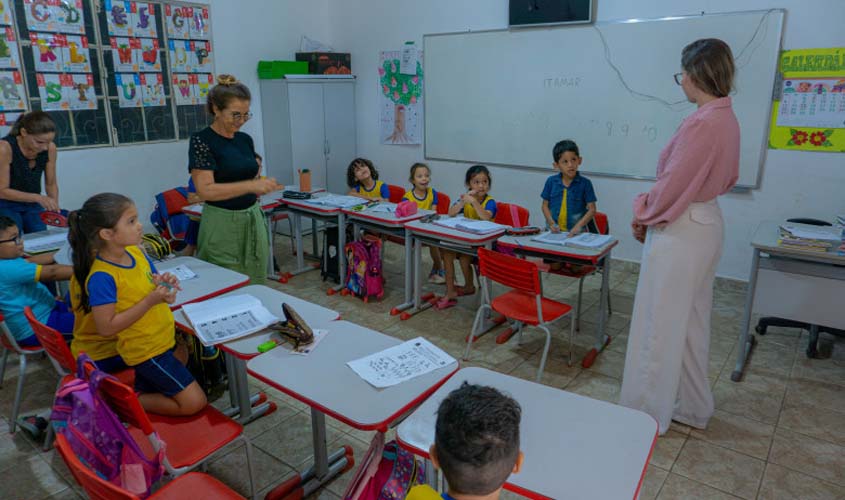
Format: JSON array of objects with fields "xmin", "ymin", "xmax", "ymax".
[{"xmin": 259, "ymin": 79, "xmax": 356, "ymax": 193}]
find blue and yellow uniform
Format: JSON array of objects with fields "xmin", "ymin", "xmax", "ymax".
[
  {"xmin": 0, "ymin": 257, "xmax": 70, "ymax": 343},
  {"xmin": 402, "ymin": 187, "xmax": 439, "ymax": 210},
  {"xmin": 540, "ymin": 172, "xmax": 597, "ymax": 231},
  {"xmin": 462, "ymin": 194, "xmax": 497, "ymax": 220},
  {"xmin": 356, "ymin": 180, "xmax": 390, "ymax": 200},
  {"xmin": 406, "ymin": 485, "xmax": 455, "ymax": 500}
]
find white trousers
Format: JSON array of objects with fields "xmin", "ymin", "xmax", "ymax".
[{"xmin": 619, "ymin": 200, "xmax": 723, "ymax": 435}]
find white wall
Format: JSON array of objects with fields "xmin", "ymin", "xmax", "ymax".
[
  {"xmin": 57, "ymin": 0, "xmax": 331, "ymax": 225},
  {"xmin": 326, "ymin": 0, "xmax": 844, "ymax": 280}
]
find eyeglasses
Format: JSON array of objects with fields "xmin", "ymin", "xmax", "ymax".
[
  {"xmin": 0, "ymin": 235, "xmax": 22, "ymax": 245},
  {"xmin": 673, "ymin": 72, "xmax": 684, "ymax": 85},
  {"xmin": 227, "ymin": 111, "xmax": 253, "ymax": 122}
]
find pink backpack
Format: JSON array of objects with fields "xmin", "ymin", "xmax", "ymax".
[
  {"xmin": 51, "ymin": 354, "xmax": 165, "ymax": 497},
  {"xmin": 343, "ymin": 432, "xmax": 427, "ymax": 500},
  {"xmin": 344, "ymin": 236, "xmax": 384, "ymax": 301}
]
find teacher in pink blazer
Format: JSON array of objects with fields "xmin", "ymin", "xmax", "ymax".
[{"xmin": 619, "ymin": 39, "xmax": 740, "ymax": 435}]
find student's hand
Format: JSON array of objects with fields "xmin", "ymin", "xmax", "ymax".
[
  {"xmin": 460, "ymin": 193, "xmax": 474, "ymax": 204},
  {"xmin": 252, "ymin": 177, "xmax": 280, "ymax": 195},
  {"xmin": 147, "ymin": 285, "xmax": 174, "ymax": 305},
  {"xmin": 631, "ymin": 221, "xmax": 646, "ymax": 243},
  {"xmin": 549, "ymin": 223, "xmax": 561, "ymax": 234},
  {"xmin": 569, "ymin": 225, "xmax": 583, "ymax": 236},
  {"xmin": 37, "ymin": 195, "xmax": 60, "ymax": 212},
  {"xmin": 153, "ymin": 272, "xmax": 182, "ymax": 292}
]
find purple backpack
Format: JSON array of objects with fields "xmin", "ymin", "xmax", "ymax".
[
  {"xmin": 343, "ymin": 432, "xmax": 426, "ymax": 500},
  {"xmin": 51, "ymin": 354, "xmax": 165, "ymax": 497},
  {"xmin": 344, "ymin": 237, "xmax": 384, "ymax": 300}
]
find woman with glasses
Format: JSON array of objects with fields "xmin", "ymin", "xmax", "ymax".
[
  {"xmin": 0, "ymin": 111, "xmax": 60, "ymax": 234},
  {"xmin": 188, "ymin": 74, "xmax": 281, "ymax": 282},
  {"xmin": 619, "ymin": 39, "xmax": 740, "ymax": 435}
]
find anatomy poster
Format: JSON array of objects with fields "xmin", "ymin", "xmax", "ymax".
[{"xmin": 379, "ymin": 50, "xmax": 423, "ymax": 145}]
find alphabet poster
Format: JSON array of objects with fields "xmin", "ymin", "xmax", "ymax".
[
  {"xmin": 0, "ymin": 28, "xmax": 20, "ymax": 69},
  {"xmin": 110, "ymin": 36, "xmax": 138, "ymax": 72},
  {"xmin": 140, "ymin": 72, "xmax": 164, "ymax": 107},
  {"xmin": 379, "ymin": 50, "xmax": 423, "ymax": 145},
  {"xmin": 55, "ymin": 0, "xmax": 85, "ymax": 34},
  {"xmin": 132, "ymin": 2, "xmax": 157, "ymax": 38},
  {"xmin": 172, "ymin": 72, "xmax": 194, "ymax": 105},
  {"xmin": 67, "ymin": 73, "xmax": 95, "ymax": 110},
  {"xmin": 25, "ymin": 0, "xmax": 58, "ymax": 33},
  {"xmin": 191, "ymin": 40, "xmax": 212, "ymax": 73},
  {"xmin": 195, "ymin": 73, "xmax": 212, "ymax": 101},
  {"xmin": 188, "ymin": 6, "xmax": 209, "ymax": 40},
  {"xmin": 0, "ymin": 0, "xmax": 12, "ymax": 26},
  {"xmin": 30, "ymin": 32, "xmax": 64, "ymax": 72},
  {"xmin": 0, "ymin": 71, "xmax": 26, "ymax": 110},
  {"xmin": 168, "ymin": 39, "xmax": 192, "ymax": 72},
  {"xmin": 62, "ymin": 34, "xmax": 89, "ymax": 72},
  {"xmin": 37, "ymin": 73, "xmax": 68, "ymax": 111},
  {"xmin": 0, "ymin": 112, "xmax": 21, "ymax": 136},
  {"xmin": 139, "ymin": 38, "xmax": 160, "ymax": 71},
  {"xmin": 164, "ymin": 4, "xmax": 190, "ymax": 39},
  {"xmin": 115, "ymin": 73, "xmax": 141, "ymax": 108}
]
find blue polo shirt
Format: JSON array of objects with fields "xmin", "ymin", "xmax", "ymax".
[
  {"xmin": 541, "ymin": 172, "xmax": 597, "ymax": 230},
  {"xmin": 0, "ymin": 258, "xmax": 55, "ymax": 341}
]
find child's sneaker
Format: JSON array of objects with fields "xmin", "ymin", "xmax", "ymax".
[
  {"xmin": 17, "ymin": 415, "xmax": 48, "ymax": 438},
  {"xmin": 428, "ymin": 269, "xmax": 446, "ymax": 284}
]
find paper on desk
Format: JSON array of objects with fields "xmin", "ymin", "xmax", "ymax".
[
  {"xmin": 23, "ymin": 231, "xmax": 68, "ymax": 254},
  {"xmin": 181, "ymin": 294, "xmax": 279, "ymax": 346},
  {"xmin": 531, "ymin": 231, "xmax": 570, "ymax": 245},
  {"xmin": 432, "ymin": 216, "xmax": 466, "ymax": 229},
  {"xmin": 779, "ymin": 224, "xmax": 843, "ymax": 243},
  {"xmin": 367, "ymin": 203, "xmax": 397, "ymax": 213},
  {"xmin": 289, "ymin": 328, "xmax": 328, "ymax": 356},
  {"xmin": 305, "ymin": 194, "xmax": 363, "ymax": 208},
  {"xmin": 159, "ymin": 264, "xmax": 197, "ymax": 282},
  {"xmin": 347, "ymin": 337, "xmax": 455, "ymax": 388}
]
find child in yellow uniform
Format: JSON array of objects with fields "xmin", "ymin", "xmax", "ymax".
[
  {"xmin": 402, "ymin": 162, "xmax": 445, "ymax": 283},
  {"xmin": 68, "ymin": 192, "xmax": 206, "ymax": 416},
  {"xmin": 347, "ymin": 157, "xmax": 389, "ymax": 201}
]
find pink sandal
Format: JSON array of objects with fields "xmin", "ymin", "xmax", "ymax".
[{"xmin": 434, "ymin": 297, "xmax": 458, "ymax": 310}]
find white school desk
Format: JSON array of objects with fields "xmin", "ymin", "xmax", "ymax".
[
  {"xmin": 396, "ymin": 367, "xmax": 658, "ymax": 500},
  {"xmin": 279, "ymin": 195, "xmax": 347, "ymax": 291},
  {"xmin": 247, "ymin": 320, "xmax": 459, "ymax": 499},
  {"xmin": 22, "ymin": 227, "xmax": 68, "ymax": 254},
  {"xmin": 158, "ymin": 256, "xmax": 250, "ymax": 310},
  {"xmin": 732, "ymin": 221, "xmax": 845, "ymax": 381},
  {"xmin": 271, "ymin": 185, "xmax": 327, "ymax": 261},
  {"xmin": 400, "ymin": 219, "xmax": 507, "ymax": 329},
  {"xmin": 342, "ymin": 205, "xmax": 432, "ymax": 309},
  {"xmin": 496, "ymin": 234, "xmax": 618, "ymax": 368},
  {"xmin": 173, "ymin": 284, "xmax": 340, "ymax": 425}
]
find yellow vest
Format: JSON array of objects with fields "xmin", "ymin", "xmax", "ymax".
[
  {"xmin": 70, "ymin": 275, "xmax": 119, "ymax": 361},
  {"xmin": 358, "ymin": 180, "xmax": 386, "ymax": 199},
  {"xmin": 406, "ymin": 485, "xmax": 443, "ymax": 500},
  {"xmin": 403, "ymin": 188, "xmax": 436, "ymax": 210},
  {"xmin": 463, "ymin": 194, "xmax": 495, "ymax": 220}
]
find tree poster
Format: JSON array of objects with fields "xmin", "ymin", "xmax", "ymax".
[{"xmin": 379, "ymin": 50, "xmax": 423, "ymax": 145}]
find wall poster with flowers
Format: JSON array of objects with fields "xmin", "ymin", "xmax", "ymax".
[
  {"xmin": 769, "ymin": 47, "xmax": 845, "ymax": 152},
  {"xmin": 379, "ymin": 49, "xmax": 423, "ymax": 145}
]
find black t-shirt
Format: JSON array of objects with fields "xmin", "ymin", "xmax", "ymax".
[
  {"xmin": 3, "ymin": 135, "xmax": 49, "ymax": 195},
  {"xmin": 188, "ymin": 127, "xmax": 259, "ymax": 210}
]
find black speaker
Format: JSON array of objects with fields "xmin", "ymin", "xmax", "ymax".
[{"xmin": 509, "ymin": 0, "xmax": 593, "ymax": 27}]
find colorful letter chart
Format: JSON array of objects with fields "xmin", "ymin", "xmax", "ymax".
[
  {"xmin": 140, "ymin": 72, "xmax": 164, "ymax": 106},
  {"xmin": 115, "ymin": 73, "xmax": 141, "ymax": 107}
]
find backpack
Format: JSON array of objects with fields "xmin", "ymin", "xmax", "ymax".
[
  {"xmin": 51, "ymin": 354, "xmax": 165, "ymax": 497},
  {"xmin": 343, "ymin": 432, "xmax": 426, "ymax": 500},
  {"xmin": 344, "ymin": 236, "xmax": 384, "ymax": 301},
  {"xmin": 150, "ymin": 187, "xmax": 190, "ymax": 252},
  {"xmin": 178, "ymin": 327, "xmax": 227, "ymax": 402}
]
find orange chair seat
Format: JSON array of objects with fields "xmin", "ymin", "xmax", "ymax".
[
  {"xmin": 131, "ymin": 406, "xmax": 244, "ymax": 468},
  {"xmin": 491, "ymin": 290, "xmax": 572, "ymax": 326},
  {"xmin": 153, "ymin": 472, "xmax": 246, "ymax": 500}
]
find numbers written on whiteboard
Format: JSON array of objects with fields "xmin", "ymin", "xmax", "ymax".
[
  {"xmin": 543, "ymin": 77, "xmax": 582, "ymax": 88},
  {"xmin": 589, "ymin": 120, "xmax": 658, "ymax": 142}
]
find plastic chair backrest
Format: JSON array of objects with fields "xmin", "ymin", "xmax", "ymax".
[
  {"xmin": 97, "ymin": 372, "xmax": 156, "ymax": 436},
  {"xmin": 786, "ymin": 217, "xmax": 831, "ymax": 227},
  {"xmin": 594, "ymin": 212, "xmax": 609, "ymax": 235},
  {"xmin": 24, "ymin": 306, "xmax": 75, "ymax": 373},
  {"xmin": 436, "ymin": 192, "xmax": 450, "ymax": 215},
  {"xmin": 494, "ymin": 202, "xmax": 530, "ymax": 227},
  {"xmin": 387, "ymin": 184, "xmax": 405, "ymax": 203},
  {"xmin": 477, "ymin": 247, "xmax": 541, "ymax": 294},
  {"xmin": 0, "ymin": 313, "xmax": 39, "ymax": 353},
  {"xmin": 54, "ymin": 432, "xmax": 138, "ymax": 500}
]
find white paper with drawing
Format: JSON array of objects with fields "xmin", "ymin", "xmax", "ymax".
[
  {"xmin": 347, "ymin": 337, "xmax": 455, "ymax": 388},
  {"xmin": 379, "ymin": 49, "xmax": 423, "ymax": 145},
  {"xmin": 181, "ymin": 294, "xmax": 278, "ymax": 346}
]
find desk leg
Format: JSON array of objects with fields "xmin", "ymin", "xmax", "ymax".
[
  {"xmin": 266, "ymin": 211, "xmax": 279, "ymax": 280},
  {"xmin": 400, "ymin": 235, "xmax": 435, "ymax": 320},
  {"xmin": 287, "ymin": 212, "xmax": 319, "ymax": 278},
  {"xmin": 233, "ymin": 357, "xmax": 274, "ymax": 425},
  {"xmin": 731, "ymin": 249, "xmax": 760, "ymax": 382},
  {"xmin": 582, "ymin": 253, "xmax": 613, "ymax": 368},
  {"xmin": 312, "ymin": 218, "xmax": 319, "ymax": 257},
  {"xmin": 330, "ymin": 212, "xmax": 347, "ymax": 293},
  {"xmin": 392, "ymin": 226, "xmax": 416, "ymax": 315}
]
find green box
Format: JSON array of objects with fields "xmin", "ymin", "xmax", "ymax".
[{"xmin": 258, "ymin": 61, "xmax": 309, "ymax": 79}]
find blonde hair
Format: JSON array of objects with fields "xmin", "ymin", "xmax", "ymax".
[
  {"xmin": 681, "ymin": 39, "xmax": 735, "ymax": 98},
  {"xmin": 206, "ymin": 74, "xmax": 251, "ymax": 116}
]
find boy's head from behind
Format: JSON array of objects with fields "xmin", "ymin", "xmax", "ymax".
[
  {"xmin": 430, "ymin": 382, "xmax": 523, "ymax": 497},
  {"xmin": 553, "ymin": 139, "xmax": 582, "ymax": 179},
  {"xmin": 0, "ymin": 216, "xmax": 24, "ymax": 259}
]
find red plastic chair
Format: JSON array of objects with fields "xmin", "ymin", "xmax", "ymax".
[
  {"xmin": 387, "ymin": 184, "xmax": 405, "ymax": 203},
  {"xmin": 466, "ymin": 247, "xmax": 577, "ymax": 381},
  {"xmin": 0, "ymin": 311, "xmax": 47, "ymax": 434},
  {"xmin": 95, "ymin": 372, "xmax": 257, "ymax": 497},
  {"xmin": 435, "ymin": 192, "xmax": 451, "ymax": 215},
  {"xmin": 494, "ymin": 202, "xmax": 530, "ymax": 227},
  {"xmin": 54, "ymin": 433, "xmax": 245, "ymax": 500},
  {"xmin": 549, "ymin": 211, "xmax": 612, "ymax": 331}
]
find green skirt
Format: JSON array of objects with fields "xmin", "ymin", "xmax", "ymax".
[{"xmin": 196, "ymin": 202, "xmax": 268, "ymax": 284}]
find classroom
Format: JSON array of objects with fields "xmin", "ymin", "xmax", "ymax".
[{"xmin": 0, "ymin": 0, "xmax": 843, "ymax": 499}]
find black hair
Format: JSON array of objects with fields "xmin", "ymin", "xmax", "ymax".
[
  {"xmin": 10, "ymin": 111, "xmax": 56, "ymax": 137},
  {"xmin": 409, "ymin": 162, "xmax": 430, "ymax": 183},
  {"xmin": 68, "ymin": 193, "xmax": 134, "ymax": 312},
  {"xmin": 346, "ymin": 158, "xmax": 378, "ymax": 188},
  {"xmin": 0, "ymin": 215, "xmax": 17, "ymax": 232},
  {"xmin": 207, "ymin": 74, "xmax": 251, "ymax": 116},
  {"xmin": 434, "ymin": 382, "xmax": 521, "ymax": 496},
  {"xmin": 465, "ymin": 165, "xmax": 491, "ymax": 187},
  {"xmin": 553, "ymin": 139, "xmax": 580, "ymax": 163}
]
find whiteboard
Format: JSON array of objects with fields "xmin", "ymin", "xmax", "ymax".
[{"xmin": 424, "ymin": 10, "xmax": 784, "ymax": 188}]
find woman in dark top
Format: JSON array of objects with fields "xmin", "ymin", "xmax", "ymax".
[
  {"xmin": 0, "ymin": 112, "xmax": 59, "ymax": 233},
  {"xmin": 189, "ymin": 74, "xmax": 280, "ymax": 282}
]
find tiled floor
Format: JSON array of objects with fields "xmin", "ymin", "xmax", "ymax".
[{"xmin": 2, "ymin": 238, "xmax": 844, "ymax": 500}]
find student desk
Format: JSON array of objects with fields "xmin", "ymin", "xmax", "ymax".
[
  {"xmin": 496, "ymin": 234, "xmax": 618, "ymax": 368},
  {"xmin": 732, "ymin": 221, "xmax": 845, "ymax": 381},
  {"xmin": 279, "ymin": 195, "xmax": 347, "ymax": 291},
  {"xmin": 173, "ymin": 284, "xmax": 340, "ymax": 425},
  {"xmin": 22, "ymin": 227, "xmax": 68, "ymax": 254},
  {"xmin": 247, "ymin": 320, "xmax": 459, "ymax": 500},
  {"xmin": 396, "ymin": 367, "xmax": 657, "ymax": 500},
  {"xmin": 341, "ymin": 205, "xmax": 432, "ymax": 308},
  {"xmin": 400, "ymin": 219, "xmax": 506, "ymax": 326},
  {"xmin": 158, "ymin": 256, "xmax": 250, "ymax": 310}
]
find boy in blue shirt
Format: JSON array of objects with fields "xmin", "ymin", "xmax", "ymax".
[
  {"xmin": 406, "ymin": 383, "xmax": 524, "ymax": 500},
  {"xmin": 541, "ymin": 139, "xmax": 598, "ymax": 235}
]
